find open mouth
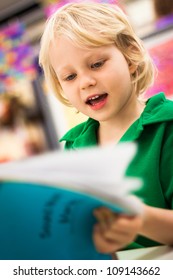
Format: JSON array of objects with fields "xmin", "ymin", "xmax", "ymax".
[{"xmin": 86, "ymin": 93, "xmax": 108, "ymax": 106}]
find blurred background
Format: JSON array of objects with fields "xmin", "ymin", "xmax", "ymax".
[{"xmin": 0, "ymin": 0, "xmax": 173, "ymax": 162}]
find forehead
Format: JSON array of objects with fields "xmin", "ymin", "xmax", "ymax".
[
  {"xmin": 49, "ymin": 36, "xmax": 114, "ymax": 70},
  {"xmin": 50, "ymin": 35, "xmax": 107, "ymax": 54}
]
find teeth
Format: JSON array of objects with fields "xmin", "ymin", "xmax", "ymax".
[{"xmin": 88, "ymin": 95, "xmax": 99, "ymax": 100}]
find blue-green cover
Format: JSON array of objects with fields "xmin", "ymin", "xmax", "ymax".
[{"xmin": 0, "ymin": 181, "xmax": 125, "ymax": 260}]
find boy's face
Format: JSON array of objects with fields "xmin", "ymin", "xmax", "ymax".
[{"xmin": 49, "ymin": 36, "xmax": 137, "ymax": 123}]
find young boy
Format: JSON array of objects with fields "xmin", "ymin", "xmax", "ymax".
[{"xmin": 39, "ymin": 2, "xmax": 173, "ymax": 255}]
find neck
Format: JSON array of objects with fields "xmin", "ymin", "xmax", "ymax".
[{"xmin": 98, "ymin": 99, "xmax": 145, "ymax": 146}]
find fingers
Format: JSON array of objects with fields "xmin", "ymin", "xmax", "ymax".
[
  {"xmin": 93, "ymin": 207, "xmax": 117, "ymax": 229},
  {"xmin": 93, "ymin": 207, "xmax": 143, "ymax": 254},
  {"xmin": 93, "ymin": 224, "xmax": 120, "ymax": 253}
]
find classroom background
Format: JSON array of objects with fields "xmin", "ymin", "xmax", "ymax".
[{"xmin": 1, "ymin": 0, "xmax": 173, "ymax": 162}]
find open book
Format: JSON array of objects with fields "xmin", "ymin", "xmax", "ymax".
[{"xmin": 0, "ymin": 143, "xmax": 143, "ymax": 260}]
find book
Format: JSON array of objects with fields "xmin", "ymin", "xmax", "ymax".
[{"xmin": 0, "ymin": 143, "xmax": 143, "ymax": 260}]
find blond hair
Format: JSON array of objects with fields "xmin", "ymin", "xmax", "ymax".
[{"xmin": 39, "ymin": 2, "xmax": 155, "ymax": 106}]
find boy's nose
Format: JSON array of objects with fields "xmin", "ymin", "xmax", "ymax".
[{"xmin": 80, "ymin": 75, "xmax": 97, "ymax": 90}]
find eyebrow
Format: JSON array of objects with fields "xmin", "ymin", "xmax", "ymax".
[
  {"xmin": 57, "ymin": 47, "xmax": 110, "ymax": 76},
  {"xmin": 56, "ymin": 66, "xmax": 75, "ymax": 80}
]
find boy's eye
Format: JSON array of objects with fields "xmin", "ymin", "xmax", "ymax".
[
  {"xmin": 65, "ymin": 73, "xmax": 76, "ymax": 81},
  {"xmin": 91, "ymin": 60, "xmax": 105, "ymax": 69}
]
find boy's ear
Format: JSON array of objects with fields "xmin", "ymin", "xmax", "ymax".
[
  {"xmin": 126, "ymin": 45, "xmax": 138, "ymax": 74},
  {"xmin": 128, "ymin": 62, "xmax": 137, "ymax": 75}
]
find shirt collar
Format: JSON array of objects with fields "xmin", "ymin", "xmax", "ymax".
[{"xmin": 60, "ymin": 93, "xmax": 173, "ymax": 146}]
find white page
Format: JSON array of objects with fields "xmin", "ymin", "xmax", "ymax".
[{"xmin": 0, "ymin": 143, "xmax": 143, "ymax": 214}]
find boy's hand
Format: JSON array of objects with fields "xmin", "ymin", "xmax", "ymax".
[{"xmin": 93, "ymin": 207, "xmax": 143, "ymax": 254}]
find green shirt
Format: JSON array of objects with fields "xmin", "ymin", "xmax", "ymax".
[{"xmin": 60, "ymin": 93, "xmax": 173, "ymax": 249}]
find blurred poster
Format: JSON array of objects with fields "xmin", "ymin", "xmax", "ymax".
[
  {"xmin": 0, "ymin": 22, "xmax": 37, "ymax": 91},
  {"xmin": 146, "ymin": 38, "xmax": 173, "ymax": 99}
]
